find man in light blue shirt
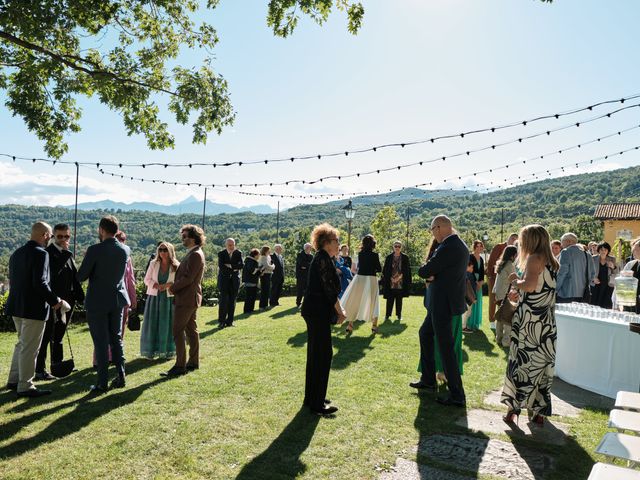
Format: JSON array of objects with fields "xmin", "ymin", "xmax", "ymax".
[{"xmin": 556, "ymin": 233, "xmax": 596, "ymax": 303}]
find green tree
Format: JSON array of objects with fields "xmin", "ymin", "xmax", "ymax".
[
  {"xmin": 370, "ymin": 206, "xmax": 403, "ymax": 258},
  {"xmin": 570, "ymin": 214, "xmax": 603, "ymax": 243},
  {"xmin": 0, "ymin": 0, "xmax": 363, "ymax": 157}
]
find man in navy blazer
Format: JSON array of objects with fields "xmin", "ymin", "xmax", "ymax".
[
  {"xmin": 6, "ymin": 222, "xmax": 63, "ymax": 397},
  {"xmin": 77, "ymin": 215, "xmax": 130, "ymax": 394},
  {"xmin": 411, "ymin": 215, "xmax": 468, "ymax": 407}
]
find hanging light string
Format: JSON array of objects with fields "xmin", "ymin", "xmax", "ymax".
[
  {"xmin": 92, "ymin": 125, "xmax": 640, "ymax": 198},
  {"xmin": 91, "ymin": 140, "xmax": 640, "ymax": 200},
  {"xmin": 106, "ymin": 111, "xmax": 640, "ymax": 189},
  {"xmin": 2, "ymin": 93, "xmax": 640, "ymax": 170}
]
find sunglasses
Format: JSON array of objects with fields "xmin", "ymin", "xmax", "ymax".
[
  {"xmin": 394, "ymin": 245, "xmax": 401, "ymax": 249},
  {"xmin": 56, "ymin": 234, "xmax": 71, "ymax": 239},
  {"xmin": 158, "ymin": 247, "xmax": 169, "ymax": 252}
]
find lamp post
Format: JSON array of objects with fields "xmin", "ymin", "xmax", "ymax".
[{"xmin": 342, "ymin": 200, "xmax": 356, "ymax": 253}]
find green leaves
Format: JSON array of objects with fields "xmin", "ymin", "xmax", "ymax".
[{"xmin": 267, "ymin": 0, "xmax": 364, "ymax": 38}]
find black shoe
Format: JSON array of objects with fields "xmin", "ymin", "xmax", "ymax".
[
  {"xmin": 185, "ymin": 364, "xmax": 199, "ymax": 372},
  {"xmin": 324, "ymin": 398, "xmax": 331, "ymax": 405},
  {"xmin": 409, "ymin": 381, "xmax": 437, "ymax": 392},
  {"xmin": 17, "ymin": 388, "xmax": 52, "ymax": 398},
  {"xmin": 161, "ymin": 367, "xmax": 187, "ymax": 377},
  {"xmin": 219, "ymin": 322, "xmax": 226, "ymax": 329},
  {"xmin": 6, "ymin": 383, "xmax": 17, "ymax": 391},
  {"xmin": 311, "ymin": 405, "xmax": 338, "ymax": 416},
  {"xmin": 88, "ymin": 385, "xmax": 107, "ymax": 395},
  {"xmin": 436, "ymin": 396, "xmax": 466, "ymax": 408},
  {"xmin": 34, "ymin": 371, "xmax": 57, "ymax": 381},
  {"xmin": 110, "ymin": 376, "xmax": 126, "ymax": 389}
]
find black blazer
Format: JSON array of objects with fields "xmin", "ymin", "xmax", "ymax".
[
  {"xmin": 242, "ymin": 257, "xmax": 260, "ymax": 284},
  {"xmin": 470, "ymin": 254, "xmax": 485, "ymax": 283},
  {"xmin": 271, "ymin": 253, "xmax": 284, "ymax": 282},
  {"xmin": 382, "ymin": 252, "xmax": 412, "ymax": 298},
  {"xmin": 418, "ymin": 234, "xmax": 469, "ymax": 317},
  {"xmin": 6, "ymin": 240, "xmax": 59, "ymax": 321},
  {"xmin": 46, "ymin": 244, "xmax": 85, "ymax": 310},
  {"xmin": 295, "ymin": 250, "xmax": 313, "ymax": 279},
  {"xmin": 301, "ymin": 249, "xmax": 341, "ymax": 322},
  {"xmin": 218, "ymin": 249, "xmax": 243, "ymax": 278},
  {"xmin": 357, "ymin": 250, "xmax": 382, "ymax": 276}
]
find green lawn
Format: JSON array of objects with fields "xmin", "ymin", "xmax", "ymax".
[{"xmin": 0, "ymin": 296, "xmax": 610, "ymax": 479}]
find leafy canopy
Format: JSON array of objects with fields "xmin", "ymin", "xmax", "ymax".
[{"xmin": 0, "ymin": 0, "xmax": 363, "ymax": 158}]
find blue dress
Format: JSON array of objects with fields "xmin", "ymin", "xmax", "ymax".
[{"xmin": 336, "ymin": 257, "xmax": 353, "ymax": 298}]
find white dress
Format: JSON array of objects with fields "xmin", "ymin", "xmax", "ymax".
[{"xmin": 340, "ymin": 274, "xmax": 380, "ymax": 322}]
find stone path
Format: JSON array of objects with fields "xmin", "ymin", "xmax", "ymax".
[{"xmin": 380, "ymin": 378, "xmax": 613, "ymax": 479}]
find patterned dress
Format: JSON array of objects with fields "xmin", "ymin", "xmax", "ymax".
[{"xmin": 501, "ymin": 265, "xmax": 557, "ymax": 417}]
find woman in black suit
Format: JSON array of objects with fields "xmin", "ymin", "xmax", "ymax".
[
  {"xmin": 301, "ymin": 223, "xmax": 346, "ymax": 416},
  {"xmin": 382, "ymin": 240, "xmax": 412, "ymax": 321}
]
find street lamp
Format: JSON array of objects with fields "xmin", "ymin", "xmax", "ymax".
[
  {"xmin": 342, "ymin": 199, "xmax": 356, "ymax": 253},
  {"xmin": 482, "ymin": 232, "xmax": 489, "ymax": 242}
]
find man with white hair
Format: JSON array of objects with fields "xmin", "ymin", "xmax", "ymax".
[
  {"xmin": 217, "ymin": 238, "xmax": 243, "ymax": 328},
  {"xmin": 6, "ymin": 222, "xmax": 64, "ymax": 397},
  {"xmin": 270, "ymin": 244, "xmax": 285, "ymax": 307},
  {"xmin": 295, "ymin": 243, "xmax": 313, "ymax": 307},
  {"xmin": 556, "ymin": 232, "xmax": 596, "ymax": 303}
]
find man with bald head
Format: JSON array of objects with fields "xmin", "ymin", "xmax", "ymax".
[
  {"xmin": 6, "ymin": 222, "xmax": 64, "ymax": 397},
  {"xmin": 217, "ymin": 238, "xmax": 243, "ymax": 328},
  {"xmin": 411, "ymin": 215, "xmax": 468, "ymax": 407}
]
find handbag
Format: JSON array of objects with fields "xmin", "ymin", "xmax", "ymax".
[
  {"xmin": 50, "ymin": 308, "xmax": 75, "ymax": 378},
  {"xmin": 128, "ymin": 309, "xmax": 141, "ymax": 331},
  {"xmin": 495, "ymin": 292, "xmax": 517, "ymax": 326},
  {"xmin": 465, "ymin": 278, "xmax": 477, "ymax": 306},
  {"xmin": 582, "ymin": 250, "xmax": 592, "ymax": 303}
]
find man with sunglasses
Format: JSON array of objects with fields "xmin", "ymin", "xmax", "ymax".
[{"xmin": 35, "ymin": 224, "xmax": 84, "ymax": 381}]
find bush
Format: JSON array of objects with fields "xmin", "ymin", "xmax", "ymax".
[{"xmin": 0, "ymin": 292, "xmax": 13, "ymax": 332}]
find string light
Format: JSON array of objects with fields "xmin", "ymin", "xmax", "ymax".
[{"xmin": 1, "ymin": 93, "xmax": 640, "ymax": 170}]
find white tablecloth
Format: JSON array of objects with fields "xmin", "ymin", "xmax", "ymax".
[{"xmin": 555, "ymin": 312, "xmax": 640, "ymax": 398}]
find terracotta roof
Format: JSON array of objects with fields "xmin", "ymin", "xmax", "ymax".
[{"xmin": 594, "ymin": 203, "xmax": 640, "ymax": 220}]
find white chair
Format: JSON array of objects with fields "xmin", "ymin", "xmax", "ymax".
[
  {"xmin": 610, "ymin": 410, "xmax": 640, "ymax": 435},
  {"xmin": 588, "ymin": 462, "xmax": 640, "ymax": 479},
  {"xmin": 616, "ymin": 391, "xmax": 640, "ymax": 412},
  {"xmin": 595, "ymin": 432, "xmax": 640, "ymax": 467}
]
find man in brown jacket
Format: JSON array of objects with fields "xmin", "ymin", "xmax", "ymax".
[
  {"xmin": 163, "ymin": 224, "xmax": 206, "ymax": 377},
  {"xmin": 485, "ymin": 233, "xmax": 518, "ymax": 330}
]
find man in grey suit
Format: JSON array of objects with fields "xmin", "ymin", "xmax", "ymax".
[
  {"xmin": 77, "ymin": 215, "xmax": 131, "ymax": 394},
  {"xmin": 556, "ymin": 232, "xmax": 596, "ymax": 303}
]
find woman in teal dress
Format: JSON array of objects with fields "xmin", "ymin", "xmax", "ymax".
[
  {"xmin": 466, "ymin": 240, "xmax": 485, "ymax": 331},
  {"xmin": 140, "ymin": 242, "xmax": 179, "ymax": 359}
]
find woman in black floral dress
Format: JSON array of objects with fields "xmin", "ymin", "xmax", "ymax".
[{"xmin": 501, "ymin": 225, "xmax": 559, "ymax": 426}]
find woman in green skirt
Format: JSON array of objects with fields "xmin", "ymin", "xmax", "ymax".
[{"xmin": 140, "ymin": 242, "xmax": 179, "ymax": 359}]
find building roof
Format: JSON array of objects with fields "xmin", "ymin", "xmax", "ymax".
[{"xmin": 594, "ymin": 203, "xmax": 640, "ymax": 220}]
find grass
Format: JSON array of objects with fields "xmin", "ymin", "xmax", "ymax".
[{"xmin": 0, "ymin": 296, "xmax": 611, "ymax": 479}]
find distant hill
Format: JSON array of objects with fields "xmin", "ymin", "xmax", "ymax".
[{"xmin": 63, "ymin": 195, "xmax": 276, "ymax": 215}]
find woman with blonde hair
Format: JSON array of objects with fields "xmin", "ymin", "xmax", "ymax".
[
  {"xmin": 141, "ymin": 242, "xmax": 180, "ymax": 359},
  {"xmin": 501, "ymin": 225, "xmax": 559, "ymax": 426}
]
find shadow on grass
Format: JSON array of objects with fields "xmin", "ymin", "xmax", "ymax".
[
  {"xmin": 235, "ymin": 407, "xmax": 321, "ymax": 480},
  {"xmin": 0, "ymin": 376, "xmax": 167, "ymax": 457},
  {"xmin": 462, "ymin": 330, "xmax": 499, "ymax": 357},
  {"xmin": 269, "ymin": 306, "xmax": 299, "ymax": 319}
]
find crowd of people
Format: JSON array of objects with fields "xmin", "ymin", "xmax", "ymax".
[{"xmin": 4, "ymin": 214, "xmax": 640, "ymax": 427}]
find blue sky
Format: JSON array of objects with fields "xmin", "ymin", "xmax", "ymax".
[{"xmin": 1, "ymin": 0, "xmax": 639, "ymax": 209}]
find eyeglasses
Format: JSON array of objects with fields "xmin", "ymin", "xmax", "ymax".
[
  {"xmin": 158, "ymin": 248, "xmax": 169, "ymax": 252},
  {"xmin": 56, "ymin": 234, "xmax": 71, "ymax": 240},
  {"xmin": 394, "ymin": 245, "xmax": 401, "ymax": 249}
]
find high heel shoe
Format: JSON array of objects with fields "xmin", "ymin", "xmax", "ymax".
[
  {"xmin": 502, "ymin": 408, "xmax": 521, "ymax": 425},
  {"xmin": 371, "ymin": 326, "xmax": 379, "ymax": 334},
  {"xmin": 346, "ymin": 325, "xmax": 353, "ymax": 335},
  {"xmin": 530, "ymin": 414, "xmax": 544, "ymax": 426}
]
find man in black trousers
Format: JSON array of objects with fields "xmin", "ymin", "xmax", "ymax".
[
  {"xmin": 217, "ymin": 238, "xmax": 243, "ymax": 327},
  {"xmin": 295, "ymin": 243, "xmax": 313, "ymax": 307},
  {"xmin": 35, "ymin": 223, "xmax": 84, "ymax": 381},
  {"xmin": 410, "ymin": 215, "xmax": 468, "ymax": 407},
  {"xmin": 270, "ymin": 244, "xmax": 285, "ymax": 307}
]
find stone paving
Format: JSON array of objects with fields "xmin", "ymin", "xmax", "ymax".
[{"xmin": 380, "ymin": 378, "xmax": 614, "ymax": 479}]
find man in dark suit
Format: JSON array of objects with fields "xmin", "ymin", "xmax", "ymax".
[
  {"xmin": 6, "ymin": 222, "xmax": 63, "ymax": 397},
  {"xmin": 410, "ymin": 215, "xmax": 468, "ymax": 407},
  {"xmin": 77, "ymin": 215, "xmax": 131, "ymax": 394},
  {"xmin": 164, "ymin": 224, "xmax": 206, "ymax": 376},
  {"xmin": 295, "ymin": 243, "xmax": 313, "ymax": 307},
  {"xmin": 270, "ymin": 244, "xmax": 285, "ymax": 307},
  {"xmin": 35, "ymin": 223, "xmax": 84, "ymax": 381},
  {"xmin": 217, "ymin": 238, "xmax": 243, "ymax": 328}
]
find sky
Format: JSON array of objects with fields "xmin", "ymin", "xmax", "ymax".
[{"xmin": 1, "ymin": 0, "xmax": 640, "ymax": 210}]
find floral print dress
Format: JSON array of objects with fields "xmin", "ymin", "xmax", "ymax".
[{"xmin": 501, "ymin": 265, "xmax": 557, "ymax": 417}]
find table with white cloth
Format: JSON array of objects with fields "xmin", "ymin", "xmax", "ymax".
[{"xmin": 555, "ymin": 305, "xmax": 640, "ymax": 399}]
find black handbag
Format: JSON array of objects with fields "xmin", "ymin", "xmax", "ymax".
[
  {"xmin": 128, "ymin": 309, "xmax": 141, "ymax": 331},
  {"xmin": 50, "ymin": 309, "xmax": 75, "ymax": 378},
  {"xmin": 582, "ymin": 251, "xmax": 592, "ymax": 303}
]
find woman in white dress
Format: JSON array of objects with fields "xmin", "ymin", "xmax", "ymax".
[{"xmin": 340, "ymin": 234, "xmax": 382, "ymax": 334}]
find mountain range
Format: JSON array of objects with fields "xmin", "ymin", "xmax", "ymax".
[{"xmin": 63, "ymin": 196, "xmax": 276, "ymax": 215}]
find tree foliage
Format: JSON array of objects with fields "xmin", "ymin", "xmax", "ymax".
[{"xmin": 0, "ymin": 0, "xmax": 363, "ymax": 157}]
